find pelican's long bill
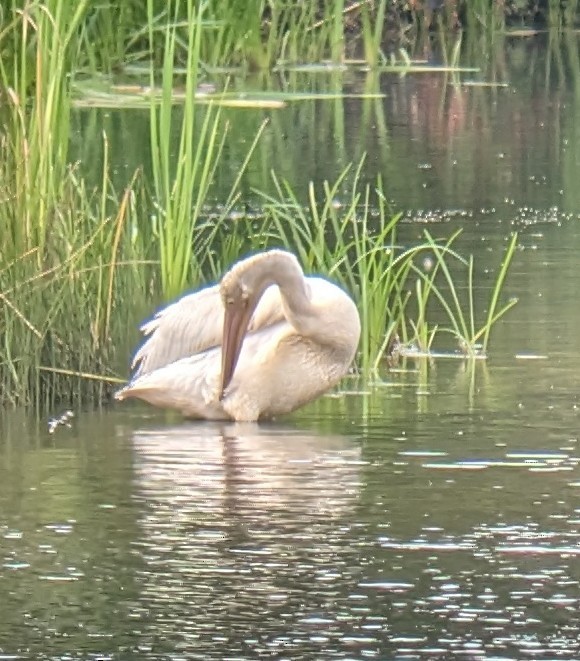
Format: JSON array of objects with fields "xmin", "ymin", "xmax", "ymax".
[{"xmin": 220, "ymin": 296, "xmax": 255, "ymax": 398}]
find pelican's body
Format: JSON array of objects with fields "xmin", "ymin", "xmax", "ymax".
[{"xmin": 115, "ymin": 250, "xmax": 360, "ymax": 421}]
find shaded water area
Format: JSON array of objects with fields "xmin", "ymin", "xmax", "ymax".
[{"xmin": 3, "ymin": 34, "xmax": 580, "ymax": 658}]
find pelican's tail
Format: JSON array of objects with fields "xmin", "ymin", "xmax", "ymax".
[
  {"xmin": 114, "ymin": 379, "xmax": 161, "ymax": 403},
  {"xmin": 114, "ymin": 357, "xmax": 225, "ymax": 419},
  {"xmin": 114, "ymin": 385, "xmax": 134, "ymax": 401}
]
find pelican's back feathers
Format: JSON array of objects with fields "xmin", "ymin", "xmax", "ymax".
[{"xmin": 131, "ymin": 283, "xmax": 286, "ymax": 377}]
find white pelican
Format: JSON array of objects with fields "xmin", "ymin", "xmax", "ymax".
[{"xmin": 115, "ymin": 249, "xmax": 360, "ymax": 421}]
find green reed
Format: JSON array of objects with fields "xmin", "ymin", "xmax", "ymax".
[
  {"xmin": 462, "ymin": 0, "xmax": 505, "ymax": 32},
  {"xmin": 148, "ymin": 0, "xmax": 220, "ymax": 298},
  {"xmin": 0, "ymin": 148, "xmax": 146, "ymax": 407},
  {"xmin": 360, "ymin": 0, "xmax": 387, "ymax": 67},
  {"xmin": 30, "ymin": 0, "xmax": 372, "ymax": 73},
  {"xmin": 146, "ymin": 0, "xmax": 269, "ymax": 299},
  {"xmin": 0, "ymin": 1, "xmax": 523, "ymax": 410},
  {"xmin": 5, "ymin": 1, "xmax": 579, "ymax": 82},
  {"xmin": 0, "ymin": 0, "xmax": 88, "ymax": 258},
  {"xmin": 408, "ymin": 230, "xmax": 518, "ymax": 357},
  {"xmin": 201, "ymin": 0, "xmax": 267, "ymax": 69},
  {"xmin": 0, "ymin": 1, "xmax": 149, "ymax": 407},
  {"xmin": 186, "ymin": 161, "xmax": 518, "ymax": 373},
  {"xmin": 330, "ymin": 0, "xmax": 345, "ymax": 62}
]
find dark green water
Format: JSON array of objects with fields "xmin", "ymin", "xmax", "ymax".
[{"xmin": 3, "ymin": 34, "xmax": 580, "ymax": 659}]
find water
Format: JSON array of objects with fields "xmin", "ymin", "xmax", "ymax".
[
  {"xmin": 2, "ymin": 395, "xmax": 579, "ymax": 659},
  {"xmin": 3, "ymin": 35, "xmax": 580, "ymax": 658}
]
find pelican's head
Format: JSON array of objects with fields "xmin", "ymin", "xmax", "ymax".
[
  {"xmin": 219, "ymin": 250, "xmax": 303, "ymax": 398},
  {"xmin": 219, "ymin": 252, "xmax": 277, "ymax": 398}
]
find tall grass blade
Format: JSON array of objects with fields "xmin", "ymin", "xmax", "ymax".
[{"xmin": 481, "ymin": 232, "xmax": 518, "ymax": 352}]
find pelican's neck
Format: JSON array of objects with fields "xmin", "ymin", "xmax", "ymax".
[
  {"xmin": 221, "ymin": 249, "xmax": 357, "ymax": 357},
  {"xmin": 262, "ymin": 252, "xmax": 311, "ymax": 319},
  {"xmin": 237, "ymin": 251, "xmax": 328, "ymax": 338},
  {"xmin": 221, "ymin": 250, "xmax": 309, "ymax": 310}
]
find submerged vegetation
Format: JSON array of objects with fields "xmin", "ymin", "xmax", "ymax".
[{"xmin": 0, "ymin": 0, "xmax": 530, "ymax": 409}]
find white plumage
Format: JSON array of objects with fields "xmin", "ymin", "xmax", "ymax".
[{"xmin": 116, "ymin": 250, "xmax": 360, "ymax": 421}]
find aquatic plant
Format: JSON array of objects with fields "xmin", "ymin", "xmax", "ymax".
[
  {"xmin": 4, "ymin": 0, "xmax": 579, "ymax": 87},
  {"xmin": 147, "ymin": 0, "xmax": 223, "ymax": 298},
  {"xmin": 406, "ymin": 230, "xmax": 518, "ymax": 358},
  {"xmin": 0, "ymin": 147, "xmax": 145, "ymax": 407},
  {"xmin": 0, "ymin": 0, "xmax": 523, "ymax": 411},
  {"xmin": 180, "ymin": 161, "xmax": 518, "ymax": 373},
  {"xmin": 0, "ymin": 0, "xmax": 88, "ymax": 257},
  {"xmin": 0, "ymin": 1, "xmax": 146, "ymax": 407},
  {"xmin": 405, "ymin": 0, "xmax": 577, "ymax": 33}
]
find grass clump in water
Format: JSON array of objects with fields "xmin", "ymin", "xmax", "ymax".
[
  {"xmin": 0, "ymin": 1, "xmax": 147, "ymax": 407},
  {"xmin": 404, "ymin": 230, "xmax": 518, "ymax": 358}
]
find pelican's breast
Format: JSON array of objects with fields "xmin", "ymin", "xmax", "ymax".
[{"xmin": 222, "ymin": 323, "xmax": 352, "ymax": 421}]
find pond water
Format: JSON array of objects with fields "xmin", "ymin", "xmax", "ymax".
[{"xmin": 2, "ymin": 34, "xmax": 580, "ymax": 659}]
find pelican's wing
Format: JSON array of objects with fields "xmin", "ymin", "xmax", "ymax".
[
  {"xmin": 132, "ymin": 286, "xmax": 224, "ymax": 377},
  {"xmin": 131, "ymin": 283, "xmax": 286, "ymax": 377}
]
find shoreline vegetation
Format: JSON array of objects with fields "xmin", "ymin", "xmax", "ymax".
[{"xmin": 0, "ymin": 0, "xmax": 551, "ymax": 409}]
